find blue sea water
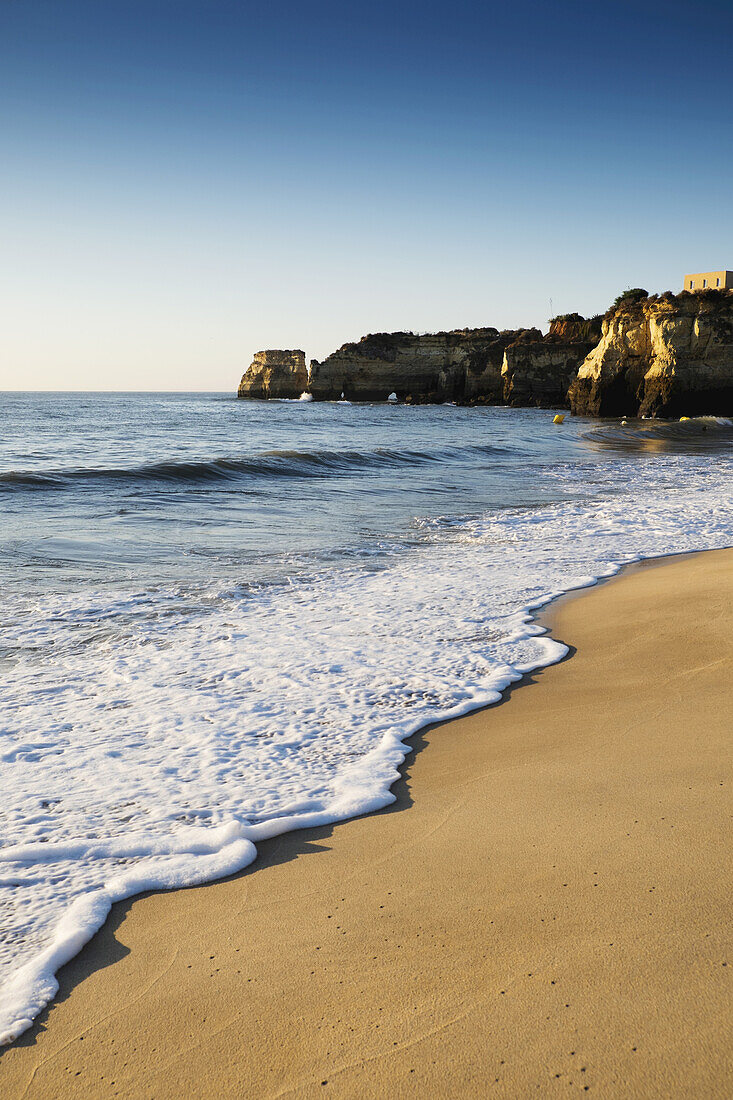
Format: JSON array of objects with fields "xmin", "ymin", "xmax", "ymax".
[
  {"xmin": 1, "ymin": 392, "xmax": 731, "ymax": 1043},
  {"xmin": 1, "ymin": 393, "xmax": 610, "ymax": 591}
]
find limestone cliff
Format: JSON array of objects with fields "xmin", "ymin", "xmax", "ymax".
[
  {"xmin": 238, "ymin": 350, "xmax": 308, "ymax": 400},
  {"xmin": 308, "ymin": 329, "xmax": 519, "ymax": 404},
  {"xmin": 501, "ymin": 318, "xmax": 602, "ymax": 408},
  {"xmin": 569, "ymin": 292, "xmax": 733, "ymax": 417}
]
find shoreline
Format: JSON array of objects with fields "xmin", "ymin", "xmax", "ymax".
[
  {"xmin": 0, "ymin": 548, "xmax": 703, "ymax": 1048},
  {"xmin": 1, "ymin": 547, "xmax": 731, "ymax": 1096}
]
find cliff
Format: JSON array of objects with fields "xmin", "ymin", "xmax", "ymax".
[
  {"xmin": 238, "ymin": 350, "xmax": 308, "ymax": 400},
  {"xmin": 307, "ymin": 329, "xmax": 519, "ymax": 404},
  {"xmin": 569, "ymin": 291, "xmax": 733, "ymax": 417},
  {"xmin": 238, "ymin": 295, "xmax": 733, "ymax": 416},
  {"xmin": 501, "ymin": 318, "xmax": 603, "ymax": 408}
]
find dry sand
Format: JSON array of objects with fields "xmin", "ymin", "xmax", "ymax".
[{"xmin": 1, "ymin": 549, "xmax": 731, "ymax": 1098}]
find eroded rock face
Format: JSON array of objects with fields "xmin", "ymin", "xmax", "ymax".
[
  {"xmin": 308, "ymin": 329, "xmax": 519, "ymax": 404},
  {"xmin": 569, "ymin": 292, "xmax": 733, "ymax": 417},
  {"xmin": 501, "ymin": 320, "xmax": 603, "ymax": 408},
  {"xmin": 548, "ymin": 317, "xmax": 604, "ymax": 344},
  {"xmin": 238, "ymin": 350, "xmax": 308, "ymax": 400}
]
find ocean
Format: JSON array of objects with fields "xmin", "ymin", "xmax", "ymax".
[{"xmin": 1, "ymin": 391, "xmax": 731, "ymax": 1043}]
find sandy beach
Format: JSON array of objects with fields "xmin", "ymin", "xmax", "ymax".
[{"xmin": 1, "ymin": 548, "xmax": 731, "ymax": 1098}]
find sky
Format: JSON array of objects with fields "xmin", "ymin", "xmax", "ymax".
[{"xmin": 1, "ymin": 0, "xmax": 732, "ymax": 391}]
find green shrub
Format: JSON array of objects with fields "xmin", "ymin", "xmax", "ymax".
[
  {"xmin": 549, "ymin": 312, "xmax": 586, "ymax": 323},
  {"xmin": 611, "ymin": 288, "xmax": 648, "ymax": 310}
]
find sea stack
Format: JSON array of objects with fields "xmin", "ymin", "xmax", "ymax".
[{"xmin": 237, "ymin": 350, "xmax": 308, "ymax": 400}]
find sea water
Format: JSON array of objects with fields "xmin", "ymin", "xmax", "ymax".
[{"xmin": 1, "ymin": 393, "xmax": 731, "ymax": 1043}]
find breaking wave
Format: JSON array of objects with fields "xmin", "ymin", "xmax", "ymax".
[{"xmin": 0, "ymin": 443, "xmax": 511, "ymax": 492}]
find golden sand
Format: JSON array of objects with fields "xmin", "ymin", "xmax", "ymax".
[{"xmin": 1, "ymin": 549, "xmax": 731, "ymax": 1098}]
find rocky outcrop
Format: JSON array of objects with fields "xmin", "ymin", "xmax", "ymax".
[
  {"xmin": 238, "ymin": 350, "xmax": 308, "ymax": 400},
  {"xmin": 569, "ymin": 291, "xmax": 733, "ymax": 417},
  {"xmin": 307, "ymin": 329, "xmax": 520, "ymax": 404},
  {"xmin": 501, "ymin": 318, "xmax": 603, "ymax": 407}
]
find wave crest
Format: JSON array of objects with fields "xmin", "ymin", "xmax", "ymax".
[{"xmin": 0, "ymin": 442, "xmax": 508, "ymax": 492}]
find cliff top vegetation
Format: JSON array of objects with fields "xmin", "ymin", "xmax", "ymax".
[
  {"xmin": 606, "ymin": 286, "xmax": 733, "ymax": 318},
  {"xmin": 548, "ymin": 312, "xmax": 588, "ymax": 323},
  {"xmin": 334, "ymin": 328, "xmax": 505, "ymax": 356}
]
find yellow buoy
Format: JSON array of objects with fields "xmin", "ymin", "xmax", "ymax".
[
  {"xmin": 553, "ymin": 414, "xmax": 565, "ymax": 424},
  {"xmin": 680, "ymin": 416, "xmax": 690, "ymax": 422}
]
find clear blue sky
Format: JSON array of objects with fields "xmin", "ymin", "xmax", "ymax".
[{"xmin": 2, "ymin": 0, "xmax": 732, "ymax": 390}]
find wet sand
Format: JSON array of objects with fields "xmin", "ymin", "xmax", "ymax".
[{"xmin": 1, "ymin": 549, "xmax": 731, "ymax": 1098}]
